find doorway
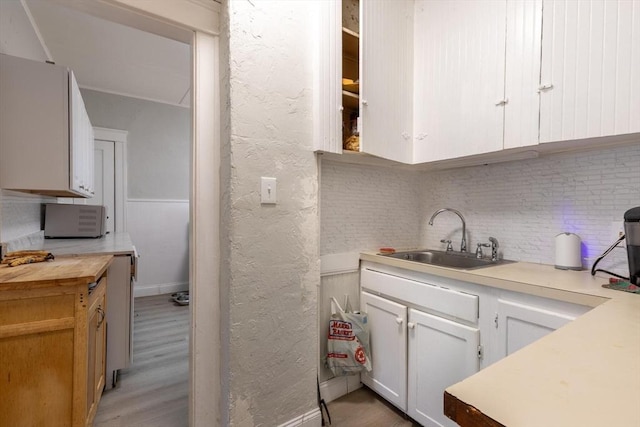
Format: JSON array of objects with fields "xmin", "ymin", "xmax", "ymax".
[{"xmin": 26, "ymin": 1, "xmax": 222, "ymax": 424}]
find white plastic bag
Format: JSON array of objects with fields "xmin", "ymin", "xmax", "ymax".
[{"xmin": 326, "ymin": 296, "xmax": 372, "ymax": 376}]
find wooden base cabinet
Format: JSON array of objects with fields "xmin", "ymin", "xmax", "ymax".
[
  {"xmin": 87, "ymin": 279, "xmax": 107, "ymax": 423},
  {"xmin": 0, "ymin": 256, "xmax": 111, "ymax": 427}
]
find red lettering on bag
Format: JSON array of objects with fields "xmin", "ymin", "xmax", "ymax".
[{"xmin": 327, "ymin": 352, "xmax": 348, "ymax": 359}]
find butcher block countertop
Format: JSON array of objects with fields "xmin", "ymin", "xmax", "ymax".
[
  {"xmin": 361, "ymin": 251, "xmax": 640, "ymax": 427},
  {"xmin": 0, "ymin": 255, "xmax": 113, "ymax": 290}
]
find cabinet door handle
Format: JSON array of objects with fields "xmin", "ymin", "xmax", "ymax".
[
  {"xmin": 495, "ymin": 98, "xmax": 509, "ymax": 106},
  {"xmin": 361, "ymin": 99, "xmax": 368, "ymax": 106},
  {"xmin": 407, "ymin": 322, "xmax": 416, "ymax": 330},
  {"xmin": 395, "ymin": 317, "xmax": 403, "ymax": 325},
  {"xmin": 339, "ymin": 105, "xmax": 344, "ymax": 112},
  {"xmin": 538, "ymin": 84, "xmax": 554, "ymax": 93},
  {"xmin": 97, "ymin": 307, "xmax": 106, "ymax": 328}
]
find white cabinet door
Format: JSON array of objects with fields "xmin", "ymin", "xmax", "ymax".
[
  {"xmin": 69, "ymin": 71, "xmax": 95, "ymax": 197},
  {"xmin": 313, "ymin": 0, "xmax": 342, "ymax": 154},
  {"xmin": 361, "ymin": 291, "xmax": 408, "ymax": 411},
  {"xmin": 496, "ymin": 299, "xmax": 577, "ymax": 358},
  {"xmin": 360, "ymin": 0, "xmax": 413, "ymax": 164},
  {"xmin": 503, "ymin": 0, "xmax": 543, "ymax": 149},
  {"xmin": 407, "ymin": 309, "xmax": 480, "ymax": 427},
  {"xmin": 539, "ymin": 0, "xmax": 640, "ymax": 143},
  {"xmin": 413, "ymin": 0, "xmax": 506, "ymax": 163}
]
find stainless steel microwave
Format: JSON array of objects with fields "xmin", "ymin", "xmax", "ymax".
[{"xmin": 44, "ymin": 204, "xmax": 106, "ymax": 238}]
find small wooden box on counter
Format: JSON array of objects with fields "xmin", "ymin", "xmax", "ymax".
[{"xmin": 0, "ymin": 255, "xmax": 113, "ymax": 427}]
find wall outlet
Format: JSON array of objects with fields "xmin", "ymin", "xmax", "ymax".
[{"xmin": 610, "ymin": 221, "xmax": 625, "ymax": 242}]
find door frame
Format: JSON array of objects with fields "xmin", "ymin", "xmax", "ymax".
[
  {"xmin": 49, "ymin": 2, "xmax": 223, "ymax": 425},
  {"xmin": 94, "ymin": 127, "xmax": 128, "ymax": 233}
]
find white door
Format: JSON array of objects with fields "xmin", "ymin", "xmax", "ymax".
[
  {"xmin": 407, "ymin": 309, "xmax": 480, "ymax": 427},
  {"xmin": 496, "ymin": 299, "xmax": 576, "ymax": 358},
  {"xmin": 93, "ymin": 140, "xmax": 115, "ymax": 234},
  {"xmin": 539, "ymin": 0, "xmax": 640, "ymax": 143},
  {"xmin": 360, "ymin": 291, "xmax": 408, "ymax": 411},
  {"xmin": 57, "ymin": 140, "xmax": 115, "ymax": 234}
]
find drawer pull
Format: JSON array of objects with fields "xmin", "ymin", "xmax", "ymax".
[
  {"xmin": 407, "ymin": 322, "xmax": 416, "ymax": 330},
  {"xmin": 395, "ymin": 317, "xmax": 403, "ymax": 325},
  {"xmin": 97, "ymin": 307, "xmax": 106, "ymax": 328}
]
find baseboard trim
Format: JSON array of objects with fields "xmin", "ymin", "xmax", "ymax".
[
  {"xmin": 134, "ymin": 282, "xmax": 189, "ymax": 297},
  {"xmin": 277, "ymin": 408, "xmax": 322, "ymax": 427},
  {"xmin": 319, "ymin": 374, "xmax": 361, "ymax": 404}
]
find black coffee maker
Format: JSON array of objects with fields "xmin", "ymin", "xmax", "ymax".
[{"xmin": 624, "ymin": 207, "xmax": 640, "ymax": 285}]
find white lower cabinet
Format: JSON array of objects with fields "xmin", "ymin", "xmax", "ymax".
[
  {"xmin": 361, "ymin": 291, "xmax": 408, "ymax": 410},
  {"xmin": 496, "ymin": 298, "xmax": 588, "ymax": 358},
  {"xmin": 407, "ymin": 309, "xmax": 479, "ymax": 427},
  {"xmin": 361, "ymin": 289, "xmax": 480, "ymax": 427},
  {"xmin": 359, "ymin": 262, "xmax": 593, "ymax": 426}
]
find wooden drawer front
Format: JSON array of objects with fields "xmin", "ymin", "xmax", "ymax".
[
  {"xmin": 0, "ymin": 328, "xmax": 74, "ymax": 427},
  {"xmin": 0, "ymin": 293, "xmax": 75, "ymax": 327},
  {"xmin": 361, "ymin": 268, "xmax": 479, "ymax": 324}
]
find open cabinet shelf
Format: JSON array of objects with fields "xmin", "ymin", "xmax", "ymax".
[{"xmin": 341, "ymin": 25, "xmax": 360, "ymax": 152}]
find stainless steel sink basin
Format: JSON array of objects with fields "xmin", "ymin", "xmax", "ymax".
[{"xmin": 382, "ymin": 249, "xmax": 514, "ymax": 270}]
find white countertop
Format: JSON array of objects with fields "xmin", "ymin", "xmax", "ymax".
[
  {"xmin": 360, "ymin": 251, "xmax": 640, "ymax": 427},
  {"xmin": 25, "ymin": 232, "xmax": 136, "ymax": 257}
]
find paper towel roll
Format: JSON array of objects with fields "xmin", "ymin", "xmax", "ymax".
[{"xmin": 555, "ymin": 232, "xmax": 582, "ymax": 270}]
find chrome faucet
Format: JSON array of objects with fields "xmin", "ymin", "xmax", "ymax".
[
  {"xmin": 428, "ymin": 208, "xmax": 467, "ymax": 252},
  {"xmin": 489, "ymin": 237, "xmax": 499, "ymax": 261}
]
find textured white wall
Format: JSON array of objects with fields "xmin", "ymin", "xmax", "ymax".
[
  {"xmin": 320, "ymin": 161, "xmax": 422, "ymax": 255},
  {"xmin": 223, "ymin": 1, "xmax": 320, "ymax": 425}
]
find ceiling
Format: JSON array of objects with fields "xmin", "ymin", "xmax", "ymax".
[{"xmin": 25, "ymin": 0, "xmax": 191, "ymax": 107}]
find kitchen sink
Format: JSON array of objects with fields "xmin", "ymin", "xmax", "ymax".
[{"xmin": 382, "ymin": 249, "xmax": 514, "ymax": 270}]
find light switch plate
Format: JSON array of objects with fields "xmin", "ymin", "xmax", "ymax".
[{"xmin": 261, "ymin": 177, "xmax": 277, "ymax": 204}]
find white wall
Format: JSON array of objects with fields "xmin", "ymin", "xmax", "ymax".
[
  {"xmin": 222, "ymin": 1, "xmax": 320, "ymax": 425},
  {"xmin": 80, "ymin": 89, "xmax": 190, "ymax": 200},
  {"xmin": 79, "ymin": 89, "xmax": 190, "ymax": 294},
  {"xmin": 126, "ymin": 199, "xmax": 189, "ymax": 295}
]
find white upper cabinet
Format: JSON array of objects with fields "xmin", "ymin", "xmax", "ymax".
[
  {"xmin": 539, "ymin": 0, "xmax": 640, "ymax": 143},
  {"xmin": 413, "ymin": 0, "xmax": 507, "ymax": 163},
  {"xmin": 0, "ymin": 54, "xmax": 94, "ymax": 197},
  {"xmin": 314, "ymin": 0, "xmax": 413, "ymax": 164},
  {"xmin": 360, "ymin": 0, "xmax": 414, "ymax": 164},
  {"xmin": 503, "ymin": 0, "xmax": 543, "ymax": 150},
  {"xmin": 316, "ymin": 0, "xmax": 638, "ymax": 165}
]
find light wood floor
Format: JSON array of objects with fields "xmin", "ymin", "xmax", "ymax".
[
  {"xmin": 94, "ymin": 294, "xmax": 189, "ymax": 427},
  {"xmin": 327, "ymin": 387, "xmax": 421, "ymax": 427},
  {"xmin": 94, "ymin": 294, "xmax": 416, "ymax": 427}
]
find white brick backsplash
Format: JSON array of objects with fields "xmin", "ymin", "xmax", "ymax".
[
  {"xmin": 0, "ymin": 191, "xmax": 52, "ymax": 246},
  {"xmin": 321, "ymin": 142, "xmax": 640, "ymax": 277},
  {"xmin": 320, "ymin": 161, "xmax": 421, "ymax": 255}
]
